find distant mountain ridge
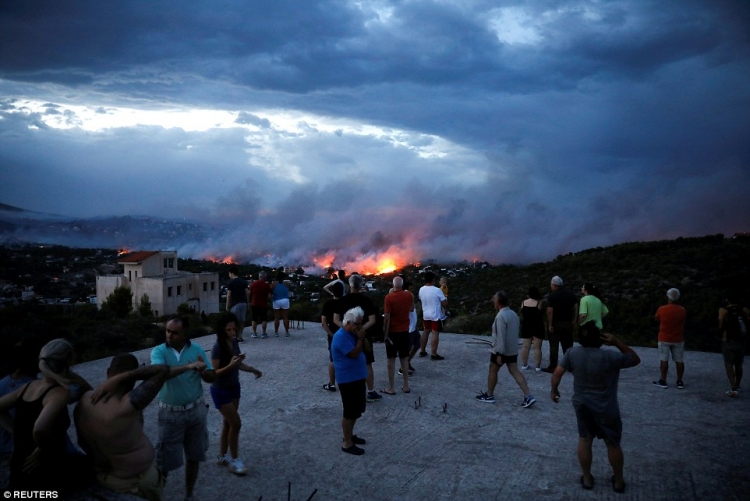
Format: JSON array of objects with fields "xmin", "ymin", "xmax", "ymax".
[{"xmin": 0, "ymin": 202, "xmax": 214, "ymax": 250}]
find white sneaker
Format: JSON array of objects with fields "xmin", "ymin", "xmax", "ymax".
[
  {"xmin": 216, "ymin": 454, "xmax": 230, "ymax": 466},
  {"xmin": 228, "ymin": 457, "xmax": 247, "ymax": 475},
  {"xmin": 535, "ymin": 367, "xmax": 542, "ymax": 372},
  {"xmin": 521, "ymin": 365, "xmax": 530, "ymax": 370}
]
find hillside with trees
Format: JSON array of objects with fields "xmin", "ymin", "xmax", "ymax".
[
  {"xmin": 414, "ymin": 234, "xmax": 749, "ymax": 353},
  {"xmin": 0, "ymin": 234, "xmax": 747, "ymax": 366}
]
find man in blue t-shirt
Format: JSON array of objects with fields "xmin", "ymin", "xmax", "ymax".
[
  {"xmin": 150, "ymin": 315, "xmax": 215, "ymax": 500},
  {"xmin": 331, "ymin": 306, "xmax": 368, "ymax": 456}
]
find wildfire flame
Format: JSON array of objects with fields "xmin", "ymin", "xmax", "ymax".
[
  {"xmin": 312, "ymin": 247, "xmax": 417, "ymax": 276},
  {"xmin": 117, "ymin": 249, "xmax": 131, "ymax": 256},
  {"xmin": 205, "ymin": 255, "xmax": 237, "ymax": 265}
]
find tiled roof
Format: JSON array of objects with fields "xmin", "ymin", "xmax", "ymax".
[{"xmin": 118, "ymin": 251, "xmax": 160, "ymax": 263}]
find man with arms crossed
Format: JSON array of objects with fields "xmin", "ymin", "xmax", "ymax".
[
  {"xmin": 419, "ymin": 272, "xmax": 448, "ymax": 360},
  {"xmin": 75, "ymin": 355, "xmax": 173, "ymax": 500},
  {"xmin": 151, "ymin": 315, "xmax": 215, "ymax": 501},
  {"xmin": 550, "ymin": 324, "xmax": 640, "ymax": 493},
  {"xmin": 382, "ymin": 276, "xmax": 414, "ymax": 394},
  {"xmin": 652, "ymin": 288, "xmax": 686, "ymax": 389}
]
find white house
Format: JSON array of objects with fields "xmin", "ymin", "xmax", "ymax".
[{"xmin": 96, "ymin": 250, "xmax": 219, "ymax": 316}]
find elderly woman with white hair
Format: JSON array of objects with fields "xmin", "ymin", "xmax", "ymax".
[
  {"xmin": 0, "ymin": 338, "xmax": 93, "ymax": 493},
  {"xmin": 331, "ymin": 306, "xmax": 369, "ymax": 456}
]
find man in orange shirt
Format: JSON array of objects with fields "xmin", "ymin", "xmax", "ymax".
[{"xmin": 652, "ymin": 288, "xmax": 686, "ymax": 389}]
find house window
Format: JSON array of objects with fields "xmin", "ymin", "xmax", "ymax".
[
  {"xmin": 203, "ymin": 282, "xmax": 207, "ymax": 292},
  {"xmin": 128, "ymin": 271, "xmax": 132, "ymax": 280},
  {"xmin": 135, "ymin": 271, "xmax": 138, "ymax": 278},
  {"xmin": 188, "ymin": 284, "xmax": 192, "ymax": 291},
  {"xmin": 177, "ymin": 286, "xmax": 182, "ymax": 296},
  {"xmin": 163, "ymin": 258, "xmax": 174, "ymax": 268},
  {"xmin": 211, "ymin": 281, "xmax": 215, "ymax": 290},
  {"xmin": 167, "ymin": 287, "xmax": 173, "ymax": 297}
]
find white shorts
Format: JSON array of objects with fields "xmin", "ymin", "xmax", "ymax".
[
  {"xmin": 658, "ymin": 341, "xmax": 684, "ymax": 363},
  {"xmin": 273, "ymin": 298, "xmax": 290, "ymax": 310}
]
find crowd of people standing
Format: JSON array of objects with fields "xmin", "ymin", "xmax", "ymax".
[{"xmin": 0, "ymin": 267, "xmax": 745, "ymax": 499}]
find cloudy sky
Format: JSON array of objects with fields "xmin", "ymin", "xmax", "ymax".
[{"xmin": 1, "ymin": 1, "xmax": 749, "ymax": 271}]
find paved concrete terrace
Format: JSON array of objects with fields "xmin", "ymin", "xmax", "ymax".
[{"xmin": 66, "ymin": 325, "xmax": 749, "ymax": 501}]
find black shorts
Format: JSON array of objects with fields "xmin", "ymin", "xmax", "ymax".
[
  {"xmin": 251, "ymin": 305, "xmax": 268, "ymax": 322},
  {"xmin": 490, "ymin": 353, "xmax": 517, "ymax": 366},
  {"xmin": 574, "ymin": 403, "xmax": 622, "ymax": 445},
  {"xmin": 385, "ymin": 331, "xmax": 410, "ymax": 359},
  {"xmin": 339, "ymin": 379, "xmax": 366, "ymax": 420}
]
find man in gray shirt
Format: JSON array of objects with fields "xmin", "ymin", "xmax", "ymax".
[
  {"xmin": 476, "ymin": 290, "xmax": 536, "ymax": 408},
  {"xmin": 550, "ymin": 324, "xmax": 640, "ymax": 493}
]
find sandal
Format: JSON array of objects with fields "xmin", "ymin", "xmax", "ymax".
[
  {"xmin": 323, "ymin": 383, "xmax": 337, "ymax": 392},
  {"xmin": 402, "ymin": 387, "xmax": 411, "ymax": 393},
  {"xmin": 381, "ymin": 388, "xmax": 397, "ymax": 395}
]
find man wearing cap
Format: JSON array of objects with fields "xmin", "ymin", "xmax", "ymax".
[
  {"xmin": 543, "ymin": 276, "xmax": 578, "ymax": 373},
  {"xmin": 150, "ymin": 315, "xmax": 215, "ymax": 501},
  {"xmin": 652, "ymin": 288, "xmax": 686, "ymax": 389}
]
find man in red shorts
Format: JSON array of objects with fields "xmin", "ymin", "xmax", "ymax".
[{"xmin": 419, "ymin": 272, "xmax": 447, "ymax": 360}]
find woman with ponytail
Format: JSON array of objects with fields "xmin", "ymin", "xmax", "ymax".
[{"xmin": 0, "ymin": 338, "xmax": 93, "ymax": 493}]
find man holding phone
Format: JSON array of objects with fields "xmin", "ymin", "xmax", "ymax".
[{"xmin": 382, "ymin": 276, "xmax": 414, "ymax": 395}]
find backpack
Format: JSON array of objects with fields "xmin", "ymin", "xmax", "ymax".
[{"xmin": 725, "ymin": 305, "xmax": 748, "ymax": 342}]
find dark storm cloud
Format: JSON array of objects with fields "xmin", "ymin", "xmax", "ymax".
[{"xmin": 1, "ymin": 0, "xmax": 749, "ymax": 266}]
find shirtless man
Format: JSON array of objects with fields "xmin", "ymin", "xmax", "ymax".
[{"xmin": 75, "ymin": 354, "xmax": 183, "ymax": 500}]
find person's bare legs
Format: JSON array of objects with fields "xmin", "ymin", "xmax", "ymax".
[
  {"xmin": 487, "ymin": 362, "xmax": 501, "ymax": 396},
  {"xmin": 506, "ymin": 363, "xmax": 530, "ymax": 395},
  {"xmin": 660, "ymin": 360, "xmax": 668, "ymax": 381},
  {"xmin": 520, "ymin": 338, "xmax": 531, "ymax": 366},
  {"xmin": 606, "ymin": 440, "xmax": 625, "ymax": 490},
  {"xmin": 386, "ymin": 357, "xmax": 396, "ymax": 393},
  {"xmin": 218, "ymin": 399, "xmax": 242, "ymax": 459},
  {"xmin": 735, "ymin": 362, "xmax": 743, "ymax": 388},
  {"xmin": 430, "ymin": 329, "xmax": 440, "ymax": 356},
  {"xmin": 577, "ymin": 437, "xmax": 594, "ymax": 487},
  {"xmin": 282, "ymin": 309, "xmax": 290, "ymax": 334},
  {"xmin": 533, "ymin": 338, "xmax": 543, "ymax": 368},
  {"xmin": 274, "ymin": 310, "xmax": 281, "ymax": 334},
  {"xmin": 726, "ymin": 363, "xmax": 737, "ymax": 390},
  {"xmin": 676, "ymin": 362, "xmax": 685, "ymax": 382},
  {"xmin": 400, "ymin": 357, "xmax": 410, "ymax": 391},
  {"xmin": 366, "ymin": 363, "xmax": 375, "ymax": 392},
  {"xmin": 420, "ymin": 329, "xmax": 429, "ymax": 354},
  {"xmin": 251, "ymin": 321, "xmax": 258, "ymax": 335},
  {"xmin": 342, "ymin": 417, "xmax": 356, "ymax": 448},
  {"xmin": 328, "ymin": 361, "xmax": 336, "ymax": 387}
]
